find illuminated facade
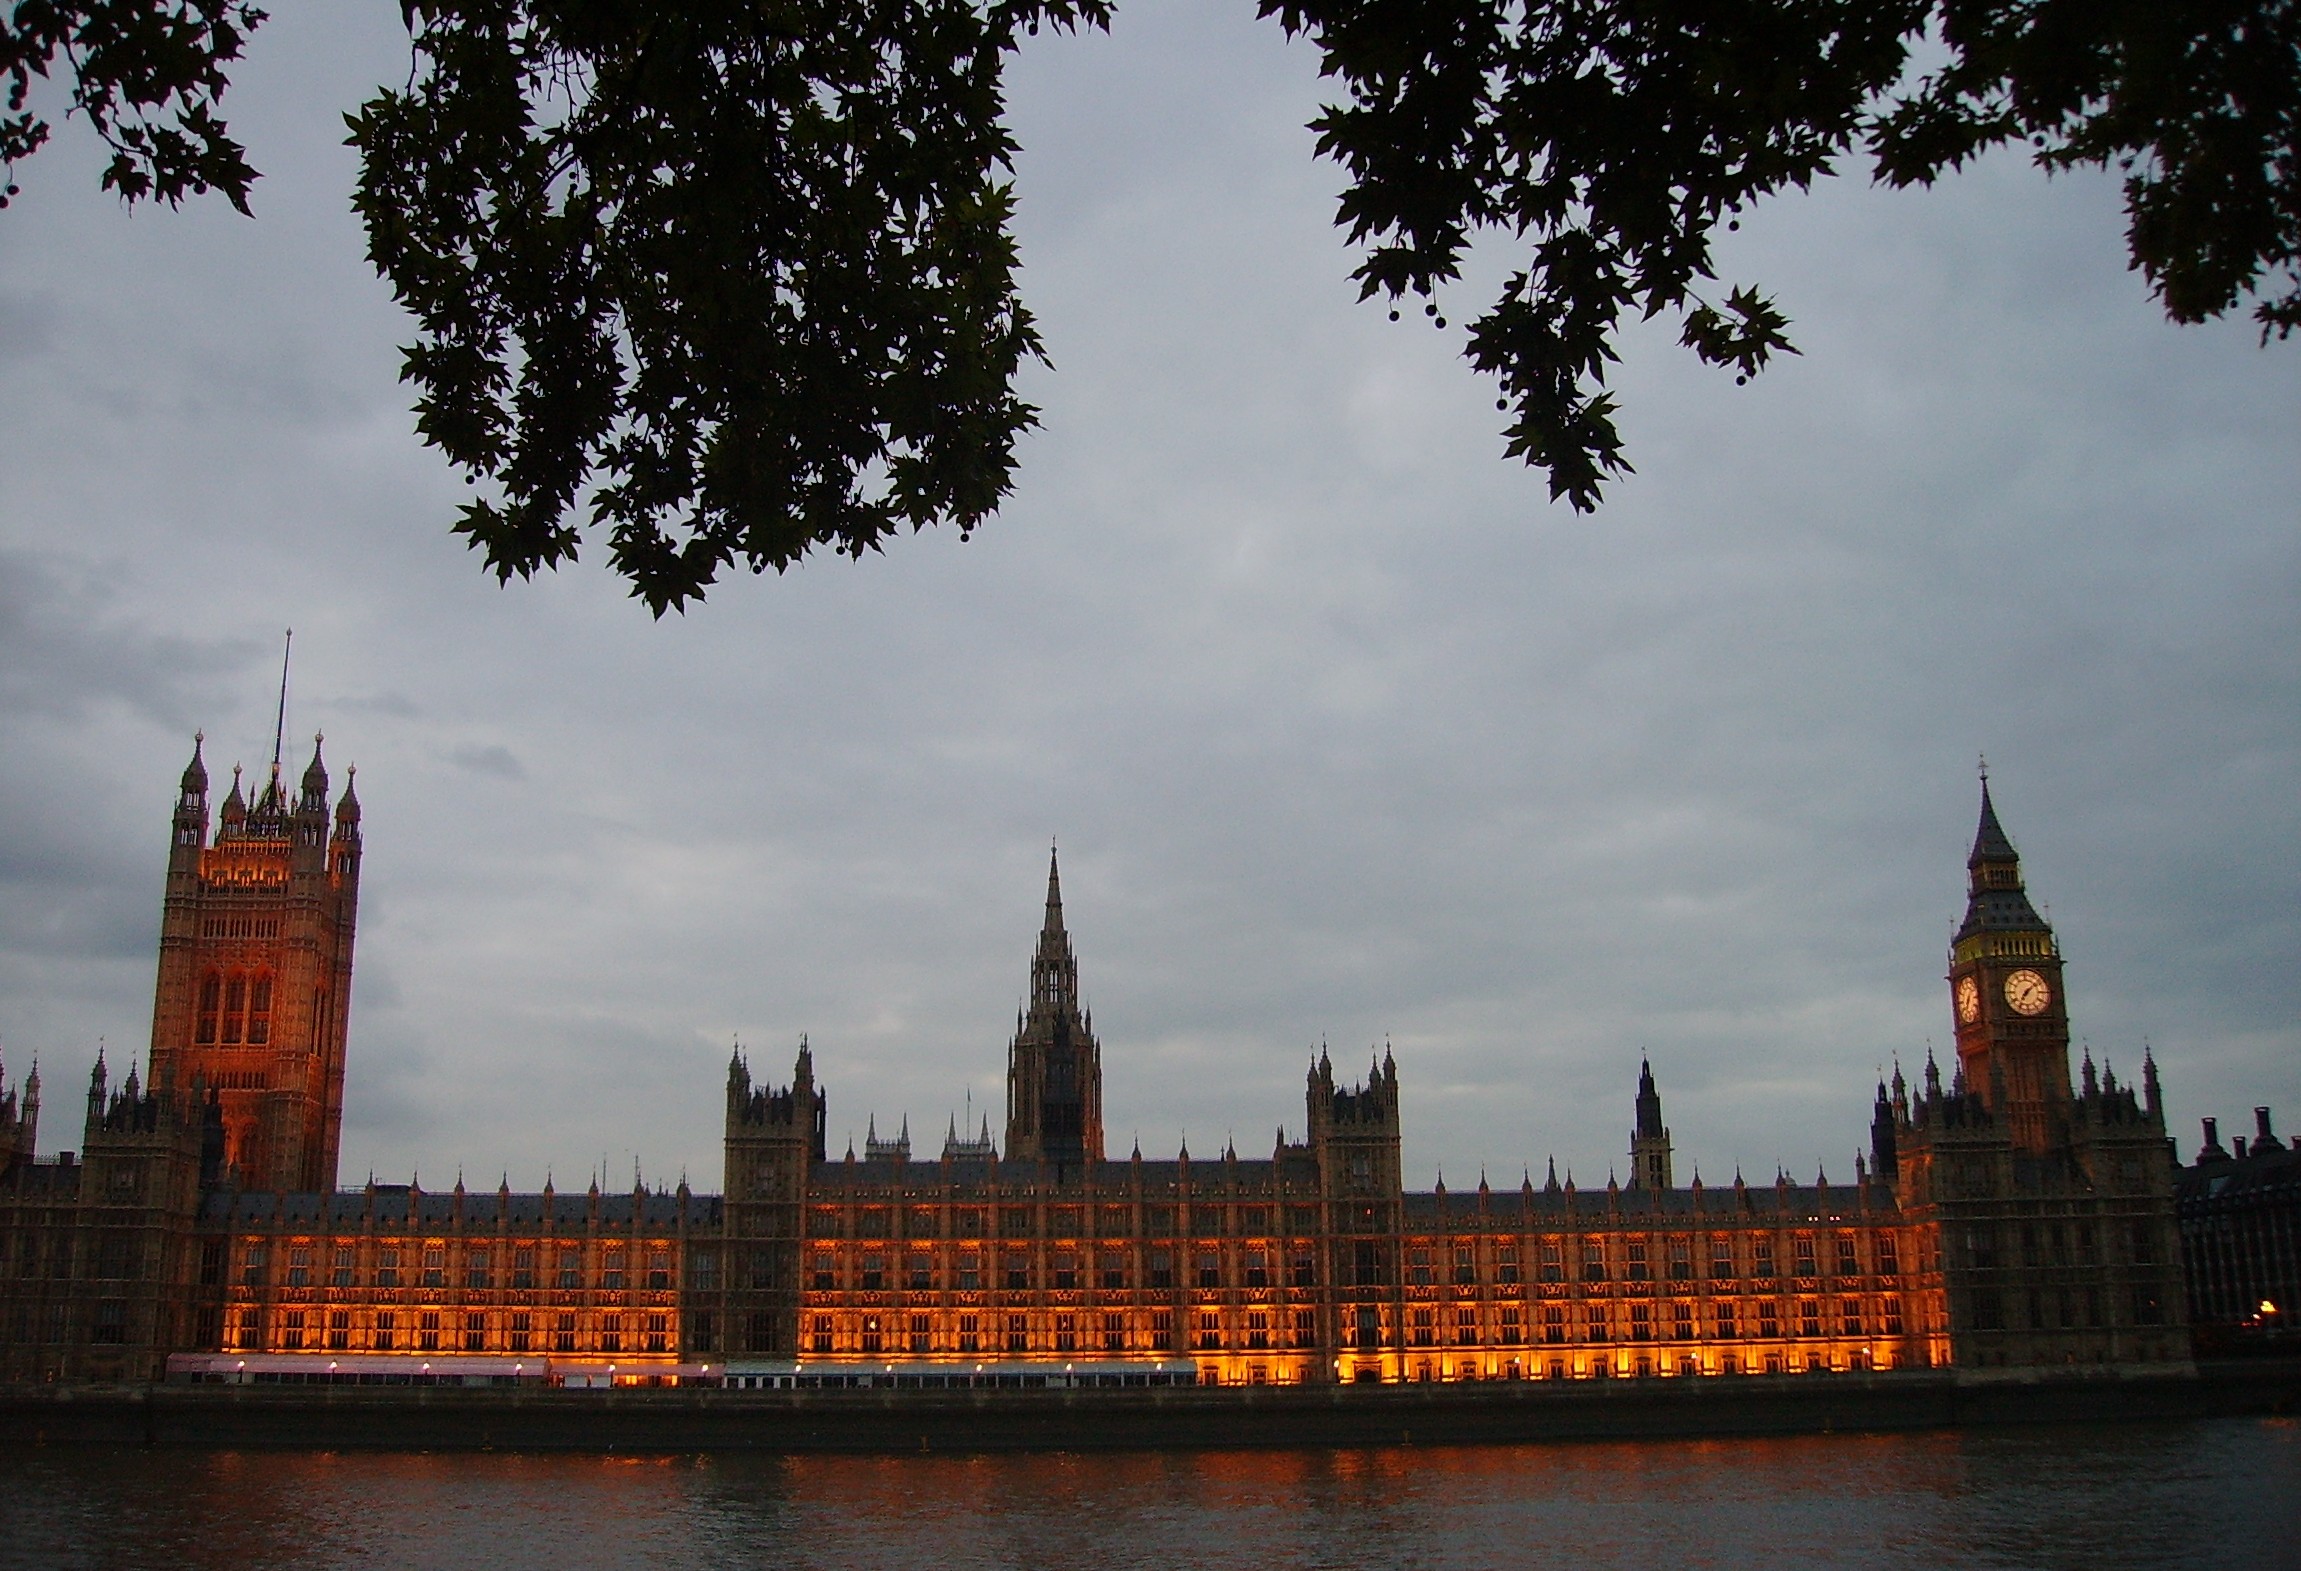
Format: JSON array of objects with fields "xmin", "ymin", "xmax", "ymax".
[{"xmin": 0, "ymin": 747, "xmax": 2194, "ymax": 1388}]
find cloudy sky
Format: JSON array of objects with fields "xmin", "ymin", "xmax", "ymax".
[{"xmin": 1, "ymin": 4, "xmax": 2294, "ymax": 1197}]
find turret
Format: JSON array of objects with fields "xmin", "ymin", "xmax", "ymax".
[{"xmin": 171, "ymin": 734, "xmax": 210, "ymax": 862}]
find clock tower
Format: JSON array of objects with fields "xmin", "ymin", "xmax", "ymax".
[{"xmin": 1946, "ymin": 774, "xmax": 2073, "ymax": 1153}]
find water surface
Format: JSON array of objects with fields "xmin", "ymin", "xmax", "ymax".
[{"xmin": 4, "ymin": 1418, "xmax": 2294, "ymax": 1570}]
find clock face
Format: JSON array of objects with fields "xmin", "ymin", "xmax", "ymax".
[
  {"xmin": 2003, "ymin": 969, "xmax": 2051, "ymax": 1017},
  {"xmin": 1955, "ymin": 976, "xmax": 1980, "ymax": 1025}
]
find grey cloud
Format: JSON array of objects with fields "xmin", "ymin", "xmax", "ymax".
[{"xmin": 0, "ymin": 0, "xmax": 2292, "ymax": 1193}]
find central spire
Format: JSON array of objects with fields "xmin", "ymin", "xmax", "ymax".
[
  {"xmin": 1031, "ymin": 843, "xmax": 1078, "ymax": 1014},
  {"xmin": 1006, "ymin": 843, "xmax": 1103, "ymax": 1171}
]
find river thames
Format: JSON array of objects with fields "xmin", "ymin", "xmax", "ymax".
[{"xmin": 5, "ymin": 1416, "xmax": 2296, "ymax": 1570}]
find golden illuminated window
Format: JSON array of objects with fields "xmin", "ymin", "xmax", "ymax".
[
  {"xmin": 1056, "ymin": 1313, "xmax": 1078, "ymax": 1351},
  {"xmin": 1247, "ymin": 1311, "xmax": 1270, "ymax": 1349},
  {"xmin": 1006, "ymin": 1313, "xmax": 1028, "ymax": 1353},
  {"xmin": 1197, "ymin": 1310, "xmax": 1222, "ymax": 1350},
  {"xmin": 554, "ymin": 1312, "xmax": 577, "ymax": 1353},
  {"xmin": 1102, "ymin": 1311, "xmax": 1124, "ymax": 1351},
  {"xmin": 464, "ymin": 1312, "xmax": 486, "ymax": 1351},
  {"xmin": 958, "ymin": 1314, "xmax": 980, "ymax": 1353},
  {"xmin": 374, "ymin": 1311, "xmax": 397, "ymax": 1350},
  {"xmin": 601, "ymin": 1314, "xmax": 623, "ymax": 1354},
  {"xmin": 419, "ymin": 1310, "xmax": 442, "ymax": 1350},
  {"xmin": 196, "ymin": 974, "xmax": 222, "ymax": 1044},
  {"xmin": 907, "ymin": 1313, "xmax": 929, "ymax": 1354}
]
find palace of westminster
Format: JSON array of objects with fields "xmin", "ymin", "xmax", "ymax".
[{"xmin": 0, "ymin": 726, "xmax": 2207, "ymax": 1389}]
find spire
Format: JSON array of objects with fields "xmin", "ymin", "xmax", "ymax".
[
  {"xmin": 1958, "ymin": 773, "xmax": 2046, "ymax": 942},
  {"xmin": 181, "ymin": 733, "xmax": 209, "ymax": 797},
  {"xmin": 1969, "ymin": 766, "xmax": 2016, "ymax": 865}
]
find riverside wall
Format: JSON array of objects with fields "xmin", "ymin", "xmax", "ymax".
[{"xmin": 3, "ymin": 1361, "xmax": 2296, "ymax": 1454}]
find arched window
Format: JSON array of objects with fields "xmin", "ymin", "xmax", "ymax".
[
  {"xmin": 196, "ymin": 973, "xmax": 222, "ymax": 1044},
  {"xmin": 246, "ymin": 973, "xmax": 272, "ymax": 1045},
  {"xmin": 222, "ymin": 975, "xmax": 247, "ymax": 1043}
]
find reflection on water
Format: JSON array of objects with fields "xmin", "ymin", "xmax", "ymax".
[{"xmin": 2, "ymin": 1419, "xmax": 2294, "ymax": 1570}]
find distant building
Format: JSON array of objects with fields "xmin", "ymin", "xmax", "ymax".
[
  {"xmin": 2176, "ymin": 1107, "xmax": 2300, "ymax": 1354},
  {"xmin": 0, "ymin": 745, "xmax": 2194, "ymax": 1387}
]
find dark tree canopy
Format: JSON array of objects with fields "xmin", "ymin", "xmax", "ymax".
[{"xmin": 7, "ymin": 0, "xmax": 2297, "ymax": 610}]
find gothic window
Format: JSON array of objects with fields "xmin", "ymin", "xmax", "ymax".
[
  {"xmin": 1056, "ymin": 1313, "xmax": 1078, "ymax": 1351},
  {"xmin": 508, "ymin": 1312, "xmax": 531, "ymax": 1352},
  {"xmin": 907, "ymin": 1253, "xmax": 932, "ymax": 1291},
  {"xmin": 2128, "ymin": 1224, "xmax": 2157, "ymax": 1266},
  {"xmin": 510, "ymin": 1247, "xmax": 536, "ymax": 1289},
  {"xmin": 1840, "ymin": 1298, "xmax": 1862, "ymax": 1336},
  {"xmin": 908, "ymin": 1313, "xmax": 930, "ymax": 1354},
  {"xmin": 1100, "ymin": 1251, "xmax": 1129, "ymax": 1290},
  {"xmin": 422, "ymin": 1247, "xmax": 446, "ymax": 1288},
  {"xmin": 555, "ymin": 1249, "xmax": 579, "ymax": 1290},
  {"xmin": 1758, "ymin": 1301, "xmax": 1781, "ymax": 1338},
  {"xmin": 647, "ymin": 1250, "xmax": 671, "ymax": 1290},
  {"xmin": 1198, "ymin": 1310, "xmax": 1222, "ymax": 1349},
  {"xmin": 1100, "ymin": 1206, "xmax": 1133, "ymax": 1236},
  {"xmin": 1195, "ymin": 1252, "xmax": 1220, "ymax": 1289},
  {"xmin": 1454, "ymin": 1246, "xmax": 1477, "ymax": 1286},
  {"xmin": 375, "ymin": 1311, "xmax": 397, "ymax": 1351},
  {"xmin": 241, "ymin": 1245, "xmax": 268, "ymax": 1287},
  {"xmin": 1716, "ymin": 1300, "xmax": 1738, "ymax": 1338},
  {"xmin": 1836, "ymin": 1235, "xmax": 1860, "ymax": 1276},
  {"xmin": 1877, "ymin": 1234, "xmax": 1900, "ymax": 1275},
  {"xmin": 196, "ymin": 973, "xmax": 222, "ymax": 1044},
  {"xmin": 1003, "ymin": 1252, "xmax": 1030, "ymax": 1290},
  {"xmin": 1629, "ymin": 1303, "xmax": 1652, "ymax": 1341},
  {"xmin": 328, "ymin": 1310, "xmax": 350, "ymax": 1350},
  {"xmin": 245, "ymin": 974, "xmax": 272, "ymax": 1045},
  {"xmin": 1292, "ymin": 1308, "xmax": 1315, "ymax": 1346},
  {"xmin": 957, "ymin": 1252, "xmax": 981, "ymax": 1291},
  {"xmin": 1496, "ymin": 1245, "xmax": 1520, "ymax": 1285},
  {"xmin": 1409, "ymin": 1247, "xmax": 1434, "ymax": 1286},
  {"xmin": 466, "ymin": 1312, "xmax": 488, "ymax": 1351},
  {"xmin": 1668, "ymin": 1239, "xmax": 1692, "ymax": 1281},
  {"xmin": 1006, "ymin": 1313, "xmax": 1029, "ymax": 1352},
  {"xmin": 1104, "ymin": 1311, "xmax": 1126, "ymax": 1351},
  {"xmin": 419, "ymin": 1310, "xmax": 443, "ymax": 1351},
  {"xmin": 958, "ymin": 1314, "xmax": 981, "ymax": 1353},
  {"xmin": 1799, "ymin": 1300, "xmax": 1822, "ymax": 1338},
  {"xmin": 601, "ymin": 1250, "xmax": 626, "ymax": 1290},
  {"xmin": 858, "ymin": 1210, "xmax": 891, "ymax": 1238},
  {"xmin": 646, "ymin": 1313, "xmax": 669, "ymax": 1353},
  {"xmin": 1753, "ymin": 1240, "xmax": 1776, "ymax": 1279},
  {"xmin": 1151, "ymin": 1311, "xmax": 1173, "ymax": 1351},
  {"xmin": 600, "ymin": 1313, "xmax": 623, "ymax": 1354},
  {"xmin": 1244, "ymin": 1249, "xmax": 1269, "ymax": 1288},
  {"xmin": 812, "ymin": 1251, "xmax": 836, "ymax": 1291},
  {"xmin": 1052, "ymin": 1251, "xmax": 1079, "ymax": 1290},
  {"xmin": 1584, "ymin": 1304, "xmax": 1608, "ymax": 1342},
  {"xmin": 1050, "ymin": 1206, "xmax": 1083, "ymax": 1236},
  {"xmin": 1001, "ymin": 1207, "xmax": 1033, "ymax": 1238},
  {"xmin": 860, "ymin": 1253, "xmax": 885, "ymax": 1291},
  {"xmin": 1709, "ymin": 1238, "xmax": 1736, "ymax": 1280},
  {"xmin": 286, "ymin": 1247, "xmax": 310, "ymax": 1287},
  {"xmin": 1247, "ymin": 1311, "xmax": 1270, "ymax": 1350},
  {"xmin": 1793, "ymin": 1236, "xmax": 1818, "ymax": 1279},
  {"xmin": 810, "ymin": 1315, "xmax": 833, "ymax": 1353},
  {"xmin": 279, "ymin": 1310, "xmax": 304, "ymax": 1349},
  {"xmin": 1581, "ymin": 1242, "xmax": 1607, "ymax": 1282},
  {"xmin": 1540, "ymin": 1242, "xmax": 1563, "ymax": 1283},
  {"xmin": 1884, "ymin": 1297, "xmax": 1905, "ymax": 1335},
  {"xmin": 1500, "ymin": 1306, "xmax": 1522, "ymax": 1341},
  {"xmin": 1455, "ymin": 1307, "xmax": 1477, "ymax": 1345},
  {"xmin": 1291, "ymin": 1250, "xmax": 1316, "ymax": 1288},
  {"xmin": 954, "ymin": 1209, "xmax": 985, "ymax": 1238},
  {"xmin": 859, "ymin": 1314, "xmax": 882, "ymax": 1354},
  {"xmin": 555, "ymin": 1312, "xmax": 578, "ymax": 1353},
  {"xmin": 1672, "ymin": 1301, "xmax": 1694, "ymax": 1340},
  {"xmin": 1626, "ymin": 1241, "xmax": 1651, "ymax": 1282},
  {"xmin": 222, "ymin": 975, "xmax": 247, "ymax": 1044}
]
